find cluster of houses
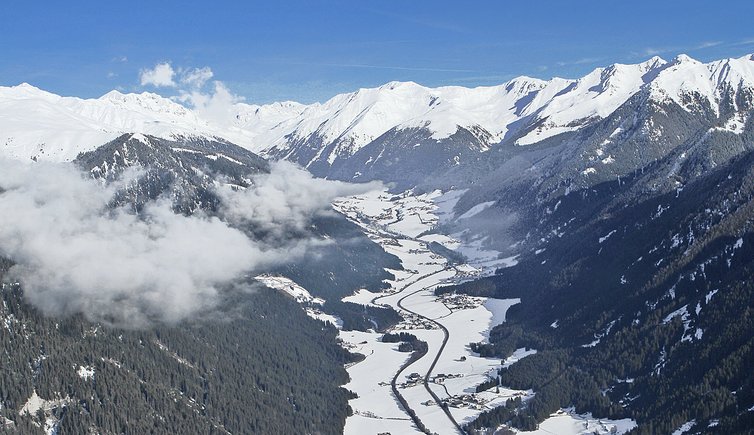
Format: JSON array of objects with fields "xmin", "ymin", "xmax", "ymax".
[
  {"xmin": 436, "ymin": 292, "xmax": 484, "ymax": 311},
  {"xmin": 398, "ymin": 372, "xmax": 424, "ymax": 389},
  {"xmin": 429, "ymin": 372, "xmax": 464, "ymax": 384},
  {"xmin": 443, "ymin": 393, "xmax": 488, "ymax": 410},
  {"xmin": 419, "ymin": 392, "xmax": 490, "ymax": 411},
  {"xmin": 392, "ymin": 312, "xmax": 438, "ymax": 330}
]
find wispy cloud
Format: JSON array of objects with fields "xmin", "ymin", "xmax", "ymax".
[
  {"xmin": 730, "ymin": 37, "xmax": 754, "ymax": 47},
  {"xmin": 312, "ymin": 62, "xmax": 477, "ymax": 73},
  {"xmin": 446, "ymin": 74, "xmax": 516, "ymax": 84},
  {"xmin": 640, "ymin": 40, "xmax": 725, "ymax": 57},
  {"xmin": 556, "ymin": 57, "xmax": 604, "ymax": 67},
  {"xmin": 364, "ymin": 7, "xmax": 467, "ymax": 34},
  {"xmin": 0, "ymin": 161, "xmax": 258, "ymax": 327},
  {"xmin": 267, "ymin": 60, "xmax": 478, "ymax": 74},
  {"xmin": 697, "ymin": 41, "xmax": 723, "ymax": 49}
]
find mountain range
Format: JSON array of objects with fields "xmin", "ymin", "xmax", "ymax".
[
  {"xmin": 2, "ymin": 54, "xmax": 751, "ymax": 172},
  {"xmin": 2, "ymin": 53, "xmax": 754, "ymax": 434}
]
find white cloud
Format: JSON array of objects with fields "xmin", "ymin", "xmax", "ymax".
[
  {"xmin": 138, "ymin": 61, "xmax": 243, "ymax": 126},
  {"xmin": 0, "ymin": 159, "xmax": 381, "ymax": 328},
  {"xmin": 139, "ymin": 62, "xmax": 176, "ymax": 87},
  {"xmin": 697, "ymin": 41, "xmax": 722, "ymax": 49},
  {"xmin": 218, "ymin": 161, "xmax": 382, "ymax": 240},
  {"xmin": 641, "ymin": 40, "xmax": 724, "ymax": 57},
  {"xmin": 177, "ymin": 81, "xmax": 244, "ymax": 125},
  {"xmin": 0, "ymin": 161, "xmax": 261, "ymax": 326},
  {"xmin": 731, "ymin": 38, "xmax": 754, "ymax": 46},
  {"xmin": 180, "ymin": 66, "xmax": 214, "ymax": 89}
]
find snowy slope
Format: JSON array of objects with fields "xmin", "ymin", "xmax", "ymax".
[
  {"xmin": 0, "ymin": 84, "xmax": 213, "ymax": 161},
  {"xmin": 648, "ymin": 54, "xmax": 754, "ymax": 114},
  {"xmin": 2, "ymin": 54, "xmax": 753, "ymax": 165},
  {"xmin": 258, "ymin": 53, "xmax": 754, "ymax": 164},
  {"xmin": 0, "ymin": 84, "xmax": 304, "ymax": 162},
  {"xmin": 261, "ymin": 78, "xmax": 565, "ymax": 163},
  {"xmin": 515, "ymin": 56, "xmax": 668, "ymax": 145}
]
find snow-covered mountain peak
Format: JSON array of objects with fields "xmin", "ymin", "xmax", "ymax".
[
  {"xmin": 500, "ymin": 76, "xmax": 551, "ymax": 103},
  {"xmin": 643, "ymin": 55, "xmax": 667, "ymax": 68},
  {"xmin": 379, "ymin": 80, "xmax": 423, "ymax": 91},
  {"xmin": 671, "ymin": 53, "xmax": 699, "ymax": 65},
  {"xmin": 269, "ymin": 80, "xmax": 441, "ymax": 157},
  {"xmin": 648, "ymin": 53, "xmax": 754, "ymax": 114},
  {"xmin": 99, "ymin": 89, "xmax": 127, "ymax": 100},
  {"xmin": 2, "ymin": 54, "xmax": 753, "ymax": 167},
  {"xmin": 233, "ymin": 100, "xmax": 308, "ymax": 124},
  {"xmin": 99, "ymin": 90, "xmax": 193, "ymax": 116},
  {"xmin": 514, "ymin": 58, "xmax": 669, "ymax": 145},
  {"xmin": 708, "ymin": 54, "xmax": 754, "ymax": 86},
  {"xmin": 1, "ymin": 83, "xmax": 62, "ymax": 102},
  {"xmin": 0, "ymin": 83, "xmax": 220, "ymax": 162}
]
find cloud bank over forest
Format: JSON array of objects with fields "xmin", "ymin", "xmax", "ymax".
[{"xmin": 0, "ymin": 159, "xmax": 379, "ymax": 327}]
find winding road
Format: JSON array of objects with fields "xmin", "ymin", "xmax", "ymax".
[
  {"xmin": 372, "ymin": 268, "xmax": 466, "ymax": 435},
  {"xmin": 336, "ymin": 192, "xmax": 487, "ymax": 435}
]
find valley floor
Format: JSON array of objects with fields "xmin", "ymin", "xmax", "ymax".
[{"xmin": 329, "ymin": 190, "xmax": 637, "ymax": 435}]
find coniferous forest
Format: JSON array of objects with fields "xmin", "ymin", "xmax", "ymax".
[
  {"xmin": 444, "ymin": 144, "xmax": 754, "ymax": 434},
  {"xmin": 0, "ymin": 258, "xmax": 359, "ymax": 434}
]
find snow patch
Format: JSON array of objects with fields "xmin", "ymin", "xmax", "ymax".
[
  {"xmin": 255, "ymin": 274, "xmax": 324, "ymax": 305},
  {"xmin": 502, "ymin": 348, "xmax": 537, "ymax": 369},
  {"xmin": 671, "ymin": 420, "xmax": 696, "ymax": 435},
  {"xmin": 512, "ymin": 407, "xmax": 637, "ymax": 434},
  {"xmin": 342, "ymin": 289, "xmax": 381, "ymax": 307},
  {"xmin": 20, "ymin": 390, "xmax": 70, "ymax": 416},
  {"xmin": 599, "ymin": 230, "xmax": 617, "ymax": 244},
  {"xmin": 710, "ymin": 112, "xmax": 749, "ymax": 134},
  {"xmin": 77, "ymin": 365, "xmax": 95, "ymax": 380},
  {"xmin": 457, "ymin": 201, "xmax": 495, "ymax": 220}
]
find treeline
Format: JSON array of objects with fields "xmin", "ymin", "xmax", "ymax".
[
  {"xmin": 381, "ymin": 332, "xmax": 428, "ymax": 354},
  {"xmin": 382, "ymin": 332, "xmax": 418, "ymax": 343},
  {"xmin": 467, "ymin": 397, "xmax": 524, "ymax": 431},
  {"xmin": 325, "ymin": 300, "xmax": 401, "ymax": 332},
  {"xmin": 273, "ymin": 212, "xmax": 405, "ymax": 332}
]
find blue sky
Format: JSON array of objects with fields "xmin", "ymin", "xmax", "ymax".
[{"xmin": 2, "ymin": 0, "xmax": 754, "ymax": 104}]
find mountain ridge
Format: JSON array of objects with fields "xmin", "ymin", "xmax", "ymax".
[{"xmin": 2, "ymin": 53, "xmax": 753, "ymax": 170}]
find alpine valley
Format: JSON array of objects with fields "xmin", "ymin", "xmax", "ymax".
[{"xmin": 2, "ymin": 53, "xmax": 754, "ymax": 435}]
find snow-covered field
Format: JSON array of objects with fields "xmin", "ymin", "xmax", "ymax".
[
  {"xmin": 333, "ymin": 189, "xmax": 537, "ymax": 434},
  {"xmin": 514, "ymin": 408, "xmax": 637, "ymax": 435},
  {"xmin": 259, "ymin": 188, "xmax": 636, "ymax": 434}
]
